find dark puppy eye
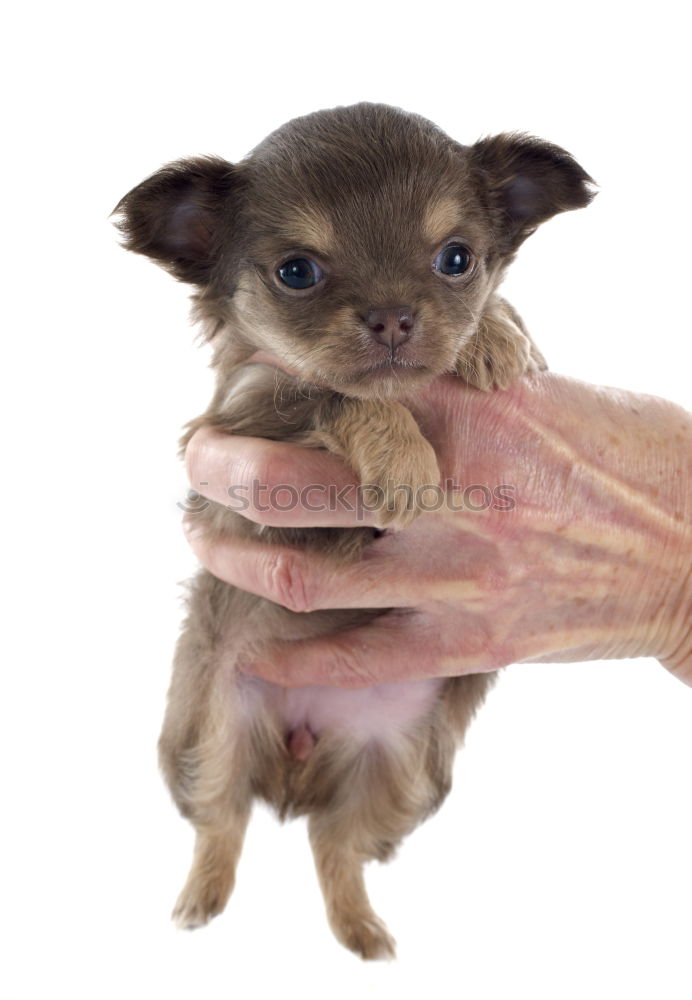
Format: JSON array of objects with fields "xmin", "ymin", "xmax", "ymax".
[
  {"xmin": 434, "ymin": 244, "xmax": 473, "ymax": 277},
  {"xmin": 277, "ymin": 257, "xmax": 323, "ymax": 290}
]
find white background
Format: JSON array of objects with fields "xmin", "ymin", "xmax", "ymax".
[{"xmin": 2, "ymin": 2, "xmax": 690, "ymax": 998}]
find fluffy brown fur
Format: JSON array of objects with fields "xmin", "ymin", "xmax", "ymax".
[{"xmin": 114, "ymin": 103, "xmax": 594, "ymax": 959}]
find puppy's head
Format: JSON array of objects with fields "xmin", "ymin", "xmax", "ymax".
[{"xmin": 114, "ymin": 103, "xmax": 593, "ymax": 399}]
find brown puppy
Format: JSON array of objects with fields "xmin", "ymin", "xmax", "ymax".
[{"xmin": 115, "ymin": 103, "xmax": 593, "ymax": 959}]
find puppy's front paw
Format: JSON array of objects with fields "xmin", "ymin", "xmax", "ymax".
[
  {"xmin": 457, "ymin": 325, "xmax": 531, "ymax": 390},
  {"xmin": 313, "ymin": 398, "xmax": 440, "ymax": 531},
  {"xmin": 358, "ymin": 436, "xmax": 440, "ymax": 531},
  {"xmin": 456, "ymin": 297, "xmax": 541, "ymax": 390}
]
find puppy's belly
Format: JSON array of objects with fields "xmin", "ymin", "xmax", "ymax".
[{"xmin": 241, "ymin": 676, "xmax": 445, "ymax": 758}]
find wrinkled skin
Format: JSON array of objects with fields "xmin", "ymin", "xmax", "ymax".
[{"xmin": 184, "ymin": 371, "xmax": 692, "ymax": 688}]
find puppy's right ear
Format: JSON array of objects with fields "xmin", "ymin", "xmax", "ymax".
[{"xmin": 112, "ymin": 157, "xmax": 238, "ymax": 285}]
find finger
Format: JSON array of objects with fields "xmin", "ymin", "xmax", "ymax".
[
  {"xmin": 185, "ymin": 426, "xmax": 375, "ymax": 528},
  {"xmin": 237, "ymin": 612, "xmax": 506, "ymax": 687},
  {"xmin": 183, "ymin": 523, "xmax": 418, "ymax": 611}
]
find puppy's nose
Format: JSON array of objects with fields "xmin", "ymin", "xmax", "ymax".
[{"xmin": 365, "ymin": 306, "xmax": 414, "ymax": 349}]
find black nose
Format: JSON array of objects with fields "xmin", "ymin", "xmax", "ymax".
[{"xmin": 365, "ymin": 306, "xmax": 414, "ymax": 349}]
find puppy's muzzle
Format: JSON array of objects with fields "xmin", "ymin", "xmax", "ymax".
[{"xmin": 365, "ymin": 305, "xmax": 414, "ymax": 350}]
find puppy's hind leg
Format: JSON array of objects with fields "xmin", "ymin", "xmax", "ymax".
[
  {"xmin": 166, "ymin": 668, "xmax": 254, "ymax": 930},
  {"xmin": 172, "ymin": 791, "xmax": 252, "ymax": 930},
  {"xmin": 308, "ymin": 811, "xmax": 397, "ymax": 961},
  {"xmin": 307, "ymin": 729, "xmax": 452, "ymax": 960},
  {"xmin": 157, "ymin": 574, "xmax": 259, "ymax": 930}
]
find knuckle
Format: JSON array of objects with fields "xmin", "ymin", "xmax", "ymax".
[{"xmin": 262, "ymin": 550, "xmax": 314, "ymax": 613}]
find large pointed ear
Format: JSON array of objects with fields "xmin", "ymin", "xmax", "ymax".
[
  {"xmin": 112, "ymin": 156, "xmax": 238, "ymax": 284},
  {"xmin": 469, "ymin": 134, "xmax": 595, "ymax": 253}
]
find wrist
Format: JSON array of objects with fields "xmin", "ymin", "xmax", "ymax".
[
  {"xmin": 593, "ymin": 392, "xmax": 692, "ymax": 677},
  {"xmin": 656, "ymin": 561, "xmax": 692, "ymax": 683}
]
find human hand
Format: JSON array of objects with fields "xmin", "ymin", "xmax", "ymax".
[{"xmin": 184, "ymin": 372, "xmax": 692, "ymax": 687}]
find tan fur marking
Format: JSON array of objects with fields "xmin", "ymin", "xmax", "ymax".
[
  {"xmin": 422, "ymin": 196, "xmax": 464, "ymax": 244},
  {"xmin": 279, "ymin": 207, "xmax": 334, "ymax": 255}
]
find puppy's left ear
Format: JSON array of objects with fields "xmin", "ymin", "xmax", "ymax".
[{"xmin": 469, "ymin": 133, "xmax": 595, "ymax": 253}]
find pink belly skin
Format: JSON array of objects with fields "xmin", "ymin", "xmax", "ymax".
[{"xmin": 239, "ymin": 676, "xmax": 446, "ymax": 760}]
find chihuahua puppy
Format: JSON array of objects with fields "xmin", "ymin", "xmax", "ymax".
[{"xmin": 115, "ymin": 103, "xmax": 593, "ymax": 959}]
